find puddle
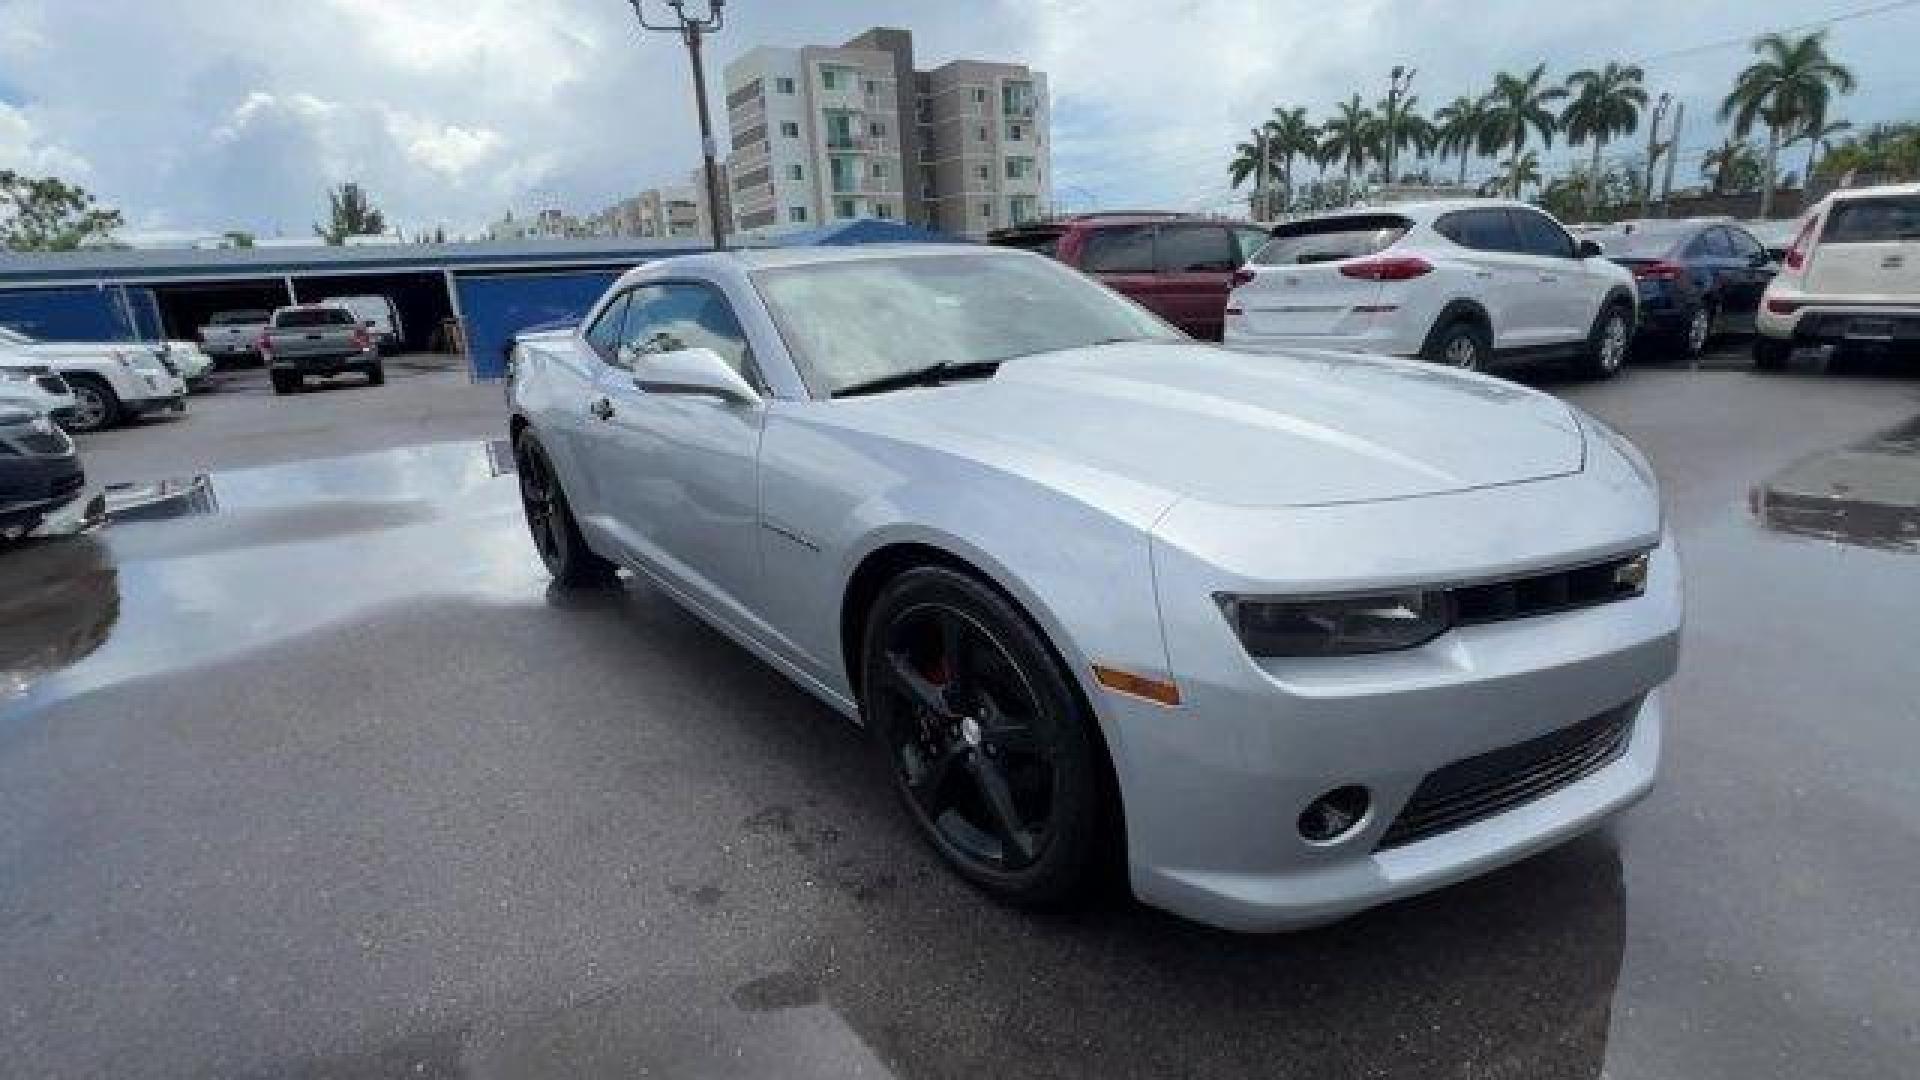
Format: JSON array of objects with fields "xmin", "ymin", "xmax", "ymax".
[{"xmin": 1, "ymin": 440, "xmax": 543, "ymax": 711}]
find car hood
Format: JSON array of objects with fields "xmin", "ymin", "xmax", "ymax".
[{"xmin": 854, "ymin": 341, "xmax": 1587, "ymax": 508}]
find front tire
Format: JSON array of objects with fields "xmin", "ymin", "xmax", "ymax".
[
  {"xmin": 1423, "ymin": 319, "xmax": 1490, "ymax": 372},
  {"xmin": 1682, "ymin": 303, "xmax": 1715, "ymax": 360},
  {"xmin": 270, "ymin": 372, "xmax": 300, "ymax": 394},
  {"xmin": 513, "ymin": 430, "xmax": 617, "ymax": 588},
  {"xmin": 860, "ymin": 566, "xmax": 1106, "ymax": 908},
  {"xmin": 366, "ymin": 362, "xmax": 386, "ymax": 387},
  {"xmin": 63, "ymin": 375, "xmax": 121, "ymax": 433},
  {"xmin": 1753, "ymin": 336, "xmax": 1792, "ymax": 371},
  {"xmin": 1583, "ymin": 303, "xmax": 1632, "ymax": 378}
]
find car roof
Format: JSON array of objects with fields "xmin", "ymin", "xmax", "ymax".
[
  {"xmin": 1825, "ymin": 181, "xmax": 1920, "ymax": 202},
  {"xmin": 636, "ymin": 243, "xmax": 1017, "ymax": 275},
  {"xmin": 1283, "ymin": 198, "xmax": 1536, "ymax": 226}
]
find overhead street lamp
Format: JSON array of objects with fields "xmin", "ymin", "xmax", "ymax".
[
  {"xmin": 1642, "ymin": 92, "xmax": 1673, "ymax": 219},
  {"xmin": 1384, "ymin": 65, "xmax": 1416, "ymax": 186},
  {"xmin": 628, "ymin": 0, "xmax": 729, "ymax": 252}
]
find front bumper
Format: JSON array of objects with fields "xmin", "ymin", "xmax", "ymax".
[
  {"xmin": 123, "ymin": 391, "xmax": 187, "ymax": 417},
  {"xmin": 0, "ymin": 453, "xmax": 87, "ymax": 535}
]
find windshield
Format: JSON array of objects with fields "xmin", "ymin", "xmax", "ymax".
[
  {"xmin": 753, "ymin": 250, "xmax": 1180, "ymax": 396},
  {"xmin": 1592, "ymin": 229, "xmax": 1686, "ymax": 258},
  {"xmin": 211, "ymin": 310, "xmax": 269, "ymax": 324},
  {"xmin": 0, "ymin": 327, "xmax": 33, "ymax": 346}
]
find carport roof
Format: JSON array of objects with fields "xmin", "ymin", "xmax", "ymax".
[{"xmin": 0, "ymin": 237, "xmax": 714, "ymax": 288}]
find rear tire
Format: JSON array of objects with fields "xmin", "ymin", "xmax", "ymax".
[
  {"xmin": 1753, "ymin": 336, "xmax": 1792, "ymax": 372},
  {"xmin": 514, "ymin": 430, "xmax": 618, "ymax": 588},
  {"xmin": 1422, "ymin": 319, "xmax": 1490, "ymax": 372},
  {"xmin": 1682, "ymin": 302, "xmax": 1715, "ymax": 360},
  {"xmin": 63, "ymin": 375, "xmax": 121, "ymax": 433},
  {"xmin": 366, "ymin": 362, "xmax": 386, "ymax": 387},
  {"xmin": 1582, "ymin": 303, "xmax": 1632, "ymax": 379},
  {"xmin": 271, "ymin": 372, "xmax": 301, "ymax": 394}
]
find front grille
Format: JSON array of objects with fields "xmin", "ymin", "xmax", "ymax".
[
  {"xmin": 1377, "ymin": 699, "xmax": 1639, "ymax": 851},
  {"xmin": 1450, "ymin": 553, "xmax": 1646, "ymax": 627},
  {"xmin": 36, "ymin": 374, "xmax": 68, "ymax": 394}
]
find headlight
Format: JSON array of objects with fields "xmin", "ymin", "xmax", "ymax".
[{"xmin": 1218, "ymin": 591, "xmax": 1453, "ymax": 657}]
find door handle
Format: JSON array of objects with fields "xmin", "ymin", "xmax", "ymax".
[
  {"xmin": 1539, "ymin": 274, "xmax": 1559, "ymax": 282},
  {"xmin": 1474, "ymin": 270, "xmax": 1494, "ymax": 279},
  {"xmin": 589, "ymin": 396, "xmax": 615, "ymax": 421}
]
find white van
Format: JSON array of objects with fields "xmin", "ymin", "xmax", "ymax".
[{"xmin": 327, "ymin": 295, "xmax": 403, "ymax": 354}]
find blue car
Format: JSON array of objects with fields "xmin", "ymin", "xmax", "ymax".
[{"xmin": 1594, "ymin": 220, "xmax": 1778, "ymax": 360}]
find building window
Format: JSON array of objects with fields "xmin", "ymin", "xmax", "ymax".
[
  {"xmin": 979, "ymin": 201, "xmax": 992, "ymax": 218},
  {"xmin": 1006, "ymin": 156, "xmax": 1033, "ymax": 180},
  {"xmin": 863, "ymin": 79, "xmax": 878, "ymax": 94},
  {"xmin": 776, "ymin": 77, "xmax": 795, "ymax": 94},
  {"xmin": 822, "ymin": 69, "xmax": 840, "ymax": 90},
  {"xmin": 789, "ymin": 206, "xmax": 808, "ymax": 223},
  {"xmin": 976, "ymin": 125, "xmax": 988, "ymax": 142},
  {"xmin": 876, "ymin": 203, "xmax": 893, "ymax": 218},
  {"xmin": 868, "ymin": 120, "xmax": 886, "ymax": 138},
  {"xmin": 837, "ymin": 198, "xmax": 857, "ymax": 219},
  {"xmin": 1008, "ymin": 124, "xmax": 1025, "ymax": 141},
  {"xmin": 871, "ymin": 161, "xmax": 887, "ymax": 179},
  {"xmin": 788, "ymin": 163, "xmax": 804, "ymax": 181},
  {"xmin": 971, "ymin": 87, "xmax": 986, "ymax": 104},
  {"xmin": 780, "ymin": 121, "xmax": 799, "ymax": 138},
  {"xmin": 976, "ymin": 164, "xmax": 990, "ymax": 182}
]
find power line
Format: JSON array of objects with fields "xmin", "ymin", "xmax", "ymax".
[{"xmin": 1630, "ymin": 0, "xmax": 1920, "ymax": 65}]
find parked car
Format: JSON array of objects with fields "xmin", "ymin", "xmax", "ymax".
[
  {"xmin": 1742, "ymin": 218, "xmax": 1802, "ymax": 263},
  {"xmin": 988, "ymin": 212, "xmax": 1271, "ymax": 339},
  {"xmin": 162, "ymin": 340, "xmax": 216, "ymax": 390},
  {"xmin": 1754, "ymin": 183, "xmax": 1920, "ymax": 369},
  {"xmin": 0, "ymin": 327, "xmax": 187, "ymax": 433},
  {"xmin": 507, "ymin": 245, "xmax": 1681, "ymax": 933},
  {"xmin": 0, "ymin": 354, "xmax": 77, "ymax": 425},
  {"xmin": 1225, "ymin": 200, "xmax": 1638, "ymax": 377},
  {"xmin": 1592, "ymin": 220, "xmax": 1776, "ymax": 359},
  {"xmin": 0, "ymin": 400, "xmax": 88, "ymax": 538},
  {"xmin": 260, "ymin": 304, "xmax": 385, "ymax": 393},
  {"xmin": 197, "ymin": 309, "xmax": 272, "ymax": 363},
  {"xmin": 326, "ymin": 294, "xmax": 404, "ymax": 354}
]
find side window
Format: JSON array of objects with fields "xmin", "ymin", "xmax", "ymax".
[
  {"xmin": 1079, "ymin": 225, "xmax": 1155, "ymax": 274},
  {"xmin": 1436, "ymin": 209, "xmax": 1521, "ymax": 253},
  {"xmin": 1510, "ymin": 209, "xmax": 1576, "ymax": 259},
  {"xmin": 1726, "ymin": 227, "xmax": 1765, "ymax": 261},
  {"xmin": 621, "ymin": 282, "xmax": 755, "ymax": 380},
  {"xmin": 584, "ymin": 291, "xmax": 632, "ymax": 365},
  {"xmin": 1154, "ymin": 225, "xmax": 1236, "ymax": 273},
  {"xmin": 1232, "ymin": 227, "xmax": 1271, "ymax": 263}
]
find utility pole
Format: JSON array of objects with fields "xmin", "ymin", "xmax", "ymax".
[
  {"xmin": 629, "ymin": 0, "xmax": 729, "ymax": 251},
  {"xmin": 1659, "ymin": 101, "xmax": 1684, "ymax": 217},
  {"xmin": 1384, "ymin": 65, "xmax": 1416, "ymax": 186},
  {"xmin": 1252, "ymin": 126, "xmax": 1269, "ymax": 221},
  {"xmin": 1641, "ymin": 92, "xmax": 1672, "ymax": 219}
]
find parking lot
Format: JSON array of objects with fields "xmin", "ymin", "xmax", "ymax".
[{"xmin": 3, "ymin": 342, "xmax": 1917, "ymax": 1078}]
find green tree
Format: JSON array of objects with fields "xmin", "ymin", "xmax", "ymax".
[
  {"xmin": 1434, "ymin": 94, "xmax": 1490, "ymax": 187},
  {"xmin": 1701, "ymin": 137, "xmax": 1765, "ymax": 194},
  {"xmin": 1561, "ymin": 62, "xmax": 1648, "ymax": 216},
  {"xmin": 1792, "ymin": 117, "xmax": 1851, "ymax": 189},
  {"xmin": 1482, "ymin": 64, "xmax": 1566, "ymax": 197},
  {"xmin": 1319, "ymin": 94, "xmax": 1378, "ymax": 187},
  {"xmin": 1376, "ymin": 92, "xmax": 1433, "ymax": 183},
  {"xmin": 0, "ymin": 170, "xmax": 125, "ymax": 251},
  {"xmin": 1262, "ymin": 106, "xmax": 1319, "ymax": 211},
  {"xmin": 1485, "ymin": 149, "xmax": 1543, "ymax": 199},
  {"xmin": 1720, "ymin": 31, "xmax": 1856, "ymax": 218},
  {"xmin": 313, "ymin": 182, "xmax": 387, "ymax": 245},
  {"xmin": 221, "ymin": 230, "xmax": 255, "ymax": 248},
  {"xmin": 1818, "ymin": 122, "xmax": 1920, "ymax": 182},
  {"xmin": 1228, "ymin": 133, "xmax": 1277, "ymax": 216}
]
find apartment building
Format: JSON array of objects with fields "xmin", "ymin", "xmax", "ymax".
[
  {"xmin": 723, "ymin": 27, "xmax": 1047, "ymax": 239},
  {"xmin": 587, "ymin": 165, "xmax": 729, "ymax": 241}
]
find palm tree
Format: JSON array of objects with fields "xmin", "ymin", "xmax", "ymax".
[
  {"xmin": 1263, "ymin": 106, "xmax": 1319, "ymax": 210},
  {"xmin": 1721, "ymin": 31, "xmax": 1857, "ymax": 217},
  {"xmin": 1434, "ymin": 95, "xmax": 1489, "ymax": 187},
  {"xmin": 1795, "ymin": 117, "xmax": 1852, "ymax": 188},
  {"xmin": 1375, "ymin": 93, "xmax": 1433, "ymax": 184},
  {"xmin": 1319, "ymin": 95, "xmax": 1377, "ymax": 187},
  {"xmin": 1561, "ymin": 62, "xmax": 1647, "ymax": 216},
  {"xmin": 1489, "ymin": 150, "xmax": 1543, "ymax": 198},
  {"xmin": 1228, "ymin": 133, "xmax": 1275, "ymax": 215},
  {"xmin": 1481, "ymin": 64, "xmax": 1566, "ymax": 197}
]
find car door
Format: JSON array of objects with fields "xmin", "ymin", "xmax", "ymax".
[
  {"xmin": 1508, "ymin": 207, "xmax": 1594, "ymax": 344},
  {"xmin": 1434, "ymin": 208, "xmax": 1548, "ymax": 349},
  {"xmin": 580, "ymin": 280, "xmax": 768, "ymax": 618},
  {"xmin": 1076, "ymin": 224, "xmax": 1163, "ymax": 321},
  {"xmin": 550, "ymin": 290, "xmax": 633, "ymax": 519},
  {"xmin": 1152, "ymin": 222, "xmax": 1239, "ymax": 338},
  {"xmin": 1719, "ymin": 225, "xmax": 1775, "ymax": 330}
]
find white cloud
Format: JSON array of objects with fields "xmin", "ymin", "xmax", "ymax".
[{"xmin": 0, "ymin": 102, "xmax": 92, "ymax": 179}]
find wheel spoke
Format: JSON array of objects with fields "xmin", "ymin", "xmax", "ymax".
[
  {"xmin": 965, "ymin": 752, "xmax": 1034, "ymax": 865},
  {"xmin": 884, "ymin": 648, "xmax": 948, "ymax": 716},
  {"xmin": 905, "ymin": 741, "xmax": 966, "ymax": 813}
]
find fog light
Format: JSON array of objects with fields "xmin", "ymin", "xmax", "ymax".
[{"xmin": 1299, "ymin": 786, "xmax": 1370, "ymax": 845}]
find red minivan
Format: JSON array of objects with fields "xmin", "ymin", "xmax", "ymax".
[{"xmin": 988, "ymin": 213, "xmax": 1271, "ymax": 340}]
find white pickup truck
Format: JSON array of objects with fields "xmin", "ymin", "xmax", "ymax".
[
  {"xmin": 197, "ymin": 308, "xmax": 272, "ymax": 362},
  {"xmin": 0, "ymin": 327, "xmax": 187, "ymax": 432}
]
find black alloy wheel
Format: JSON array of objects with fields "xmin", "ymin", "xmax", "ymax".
[
  {"xmin": 513, "ymin": 430, "xmax": 617, "ymax": 587},
  {"xmin": 862, "ymin": 567, "xmax": 1103, "ymax": 905}
]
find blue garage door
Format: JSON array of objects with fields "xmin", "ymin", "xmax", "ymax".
[
  {"xmin": 0, "ymin": 285, "xmax": 163, "ymax": 343},
  {"xmin": 454, "ymin": 271, "xmax": 624, "ymax": 380}
]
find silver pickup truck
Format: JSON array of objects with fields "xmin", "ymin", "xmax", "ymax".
[
  {"xmin": 196, "ymin": 309, "xmax": 271, "ymax": 362},
  {"xmin": 261, "ymin": 304, "xmax": 386, "ymax": 395}
]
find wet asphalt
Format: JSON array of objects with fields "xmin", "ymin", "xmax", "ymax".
[{"xmin": 2, "ymin": 352, "xmax": 1917, "ymax": 1079}]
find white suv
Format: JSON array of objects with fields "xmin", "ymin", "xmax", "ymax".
[
  {"xmin": 0, "ymin": 327, "xmax": 187, "ymax": 432},
  {"xmin": 1225, "ymin": 199, "xmax": 1637, "ymax": 377},
  {"xmin": 1754, "ymin": 183, "xmax": 1920, "ymax": 369}
]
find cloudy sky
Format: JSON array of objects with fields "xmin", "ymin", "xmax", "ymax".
[{"xmin": 1, "ymin": 0, "xmax": 1915, "ymax": 243}]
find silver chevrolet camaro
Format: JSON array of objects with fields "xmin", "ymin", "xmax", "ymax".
[{"xmin": 506, "ymin": 245, "xmax": 1682, "ymax": 932}]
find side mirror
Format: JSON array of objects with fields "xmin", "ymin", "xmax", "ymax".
[
  {"xmin": 1750, "ymin": 250, "xmax": 1774, "ymax": 268},
  {"xmin": 633, "ymin": 346, "xmax": 760, "ymax": 406},
  {"xmin": 1577, "ymin": 239, "xmax": 1605, "ymax": 259}
]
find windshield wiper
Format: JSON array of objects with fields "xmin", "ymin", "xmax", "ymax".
[{"xmin": 831, "ymin": 359, "xmax": 1004, "ymax": 399}]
